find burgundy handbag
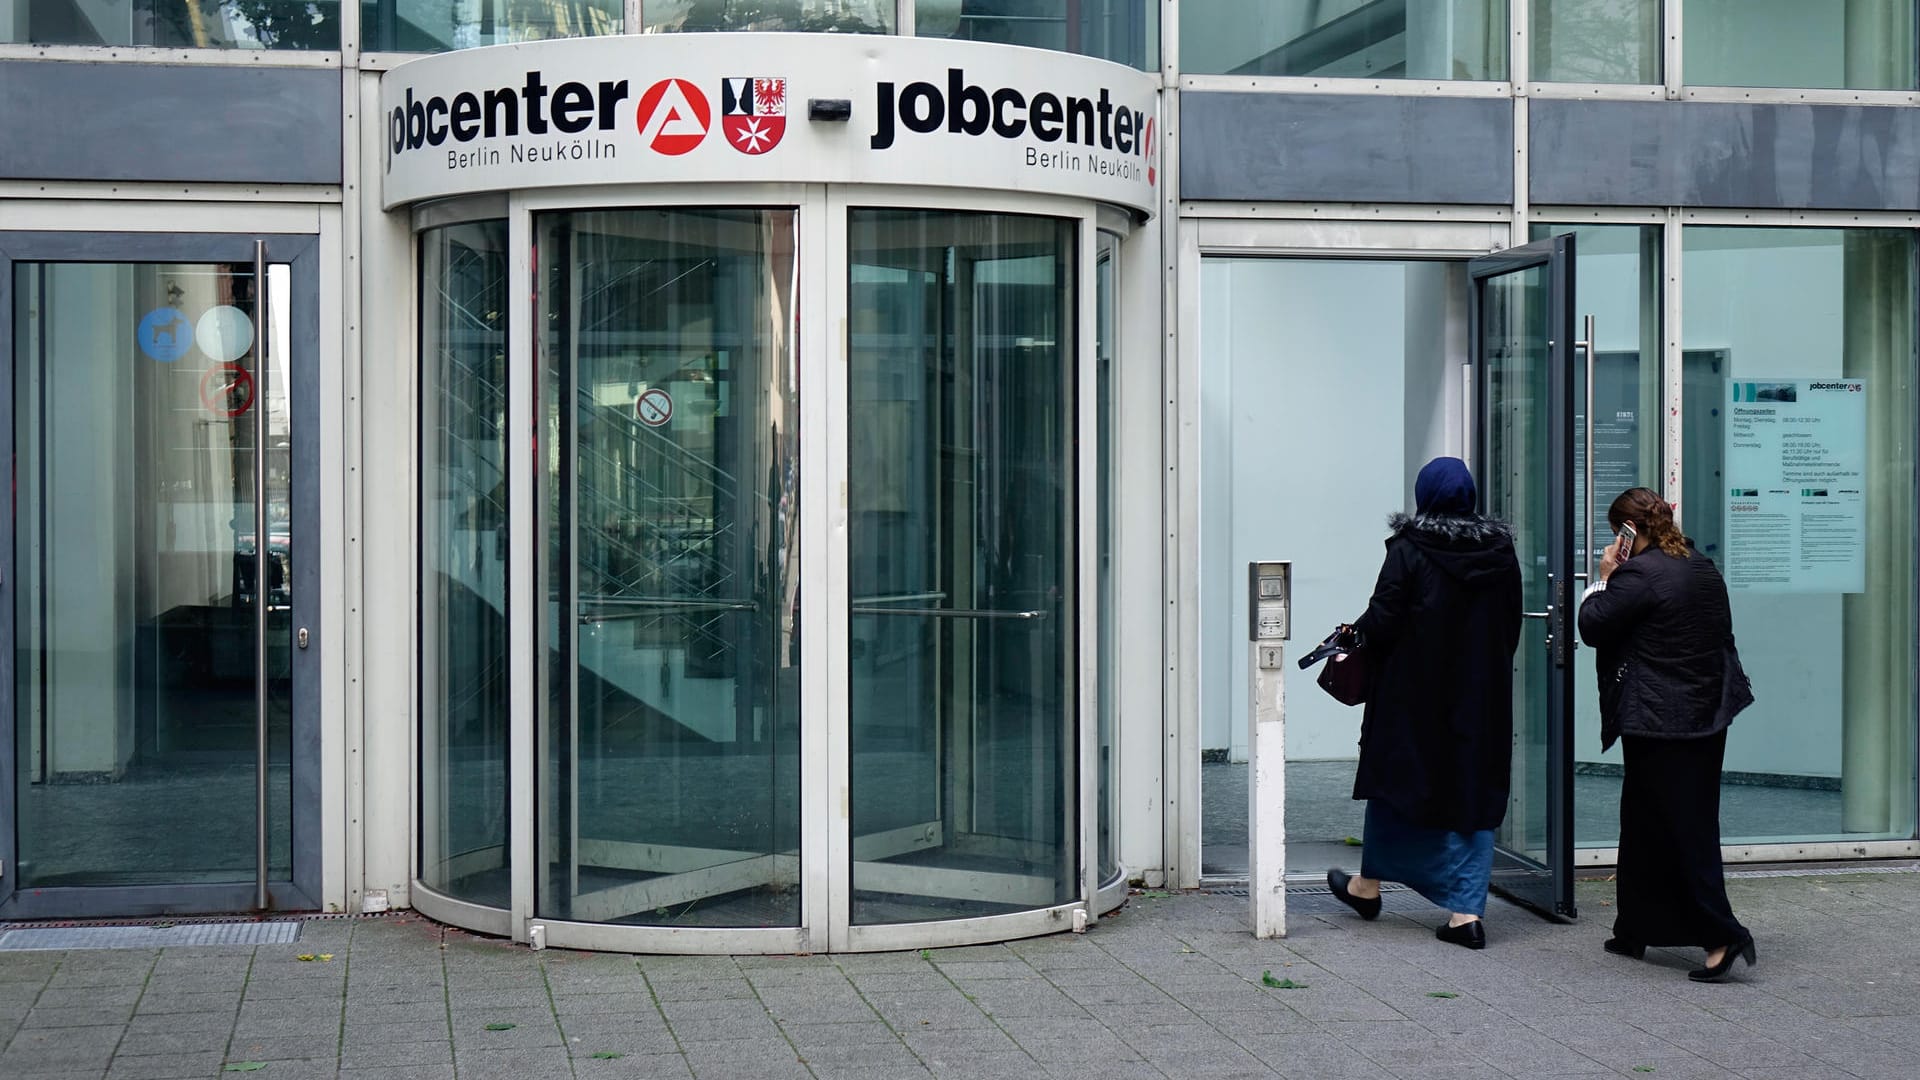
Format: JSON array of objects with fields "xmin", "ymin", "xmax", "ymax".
[{"xmin": 1300, "ymin": 625, "xmax": 1369, "ymax": 707}]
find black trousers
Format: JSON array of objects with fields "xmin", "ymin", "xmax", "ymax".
[{"xmin": 1613, "ymin": 730, "xmax": 1748, "ymax": 949}]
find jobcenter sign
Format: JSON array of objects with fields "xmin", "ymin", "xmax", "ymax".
[{"xmin": 380, "ymin": 34, "xmax": 1160, "ymax": 215}]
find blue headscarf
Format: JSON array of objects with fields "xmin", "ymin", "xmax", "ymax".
[{"xmin": 1414, "ymin": 456, "xmax": 1476, "ymax": 517}]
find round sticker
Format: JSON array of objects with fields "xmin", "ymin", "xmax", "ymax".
[
  {"xmin": 137, "ymin": 307, "xmax": 195, "ymax": 362},
  {"xmin": 197, "ymin": 305, "xmax": 255, "ymax": 365},
  {"xmin": 200, "ymin": 362, "xmax": 255, "ymax": 419},
  {"xmin": 635, "ymin": 386, "xmax": 674, "ymax": 427}
]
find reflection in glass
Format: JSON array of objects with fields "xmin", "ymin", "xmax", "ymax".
[
  {"xmin": 420, "ymin": 222, "xmax": 511, "ymax": 906},
  {"xmin": 643, "ymin": 0, "xmax": 890, "ymax": 33},
  {"xmin": 1681, "ymin": 227, "xmax": 1916, "ymax": 844},
  {"xmin": 917, "ymin": 0, "xmax": 1157, "ymax": 70},
  {"xmin": 848, "ymin": 209, "xmax": 1077, "ymax": 924},
  {"xmin": 1532, "ymin": 225, "xmax": 1662, "ymax": 846},
  {"xmin": 1685, "ymin": 0, "xmax": 1914, "ymax": 90},
  {"xmin": 362, "ymin": 0, "xmax": 617, "ymax": 51},
  {"xmin": 1479, "ymin": 263, "xmax": 1552, "ymax": 867},
  {"xmin": 1530, "ymin": 0, "xmax": 1659, "ymax": 84},
  {"xmin": 5, "ymin": 0, "xmax": 338, "ymax": 48},
  {"xmin": 538, "ymin": 208, "xmax": 801, "ymax": 927},
  {"xmin": 14, "ymin": 261, "xmax": 294, "ymax": 887},
  {"xmin": 1182, "ymin": 0, "xmax": 1505, "ymax": 79}
]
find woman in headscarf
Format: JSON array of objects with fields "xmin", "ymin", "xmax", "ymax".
[{"xmin": 1325, "ymin": 457, "xmax": 1524, "ymax": 949}]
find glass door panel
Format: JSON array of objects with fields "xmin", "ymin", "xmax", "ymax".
[
  {"xmin": 9, "ymin": 255, "xmax": 298, "ymax": 896},
  {"xmin": 537, "ymin": 207, "xmax": 801, "ymax": 928},
  {"xmin": 846, "ymin": 208, "xmax": 1078, "ymax": 925},
  {"xmin": 1471, "ymin": 235, "xmax": 1577, "ymax": 920}
]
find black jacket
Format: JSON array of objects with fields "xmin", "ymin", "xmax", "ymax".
[
  {"xmin": 1351, "ymin": 513, "xmax": 1524, "ymax": 833},
  {"xmin": 1576, "ymin": 545, "xmax": 1754, "ymax": 750}
]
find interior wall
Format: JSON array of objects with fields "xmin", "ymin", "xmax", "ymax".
[{"xmin": 1199, "ymin": 258, "xmax": 1461, "ymax": 763}]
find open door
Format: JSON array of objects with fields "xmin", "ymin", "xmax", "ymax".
[{"xmin": 1470, "ymin": 234, "xmax": 1578, "ymax": 920}]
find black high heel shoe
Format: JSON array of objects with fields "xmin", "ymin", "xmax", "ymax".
[
  {"xmin": 1688, "ymin": 932, "xmax": 1757, "ymax": 982},
  {"xmin": 1326, "ymin": 869, "xmax": 1381, "ymax": 920},
  {"xmin": 1603, "ymin": 937, "xmax": 1646, "ymax": 960}
]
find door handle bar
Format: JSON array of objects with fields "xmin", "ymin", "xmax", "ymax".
[{"xmin": 851, "ymin": 607, "xmax": 1048, "ymax": 620}]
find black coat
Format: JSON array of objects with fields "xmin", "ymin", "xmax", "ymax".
[
  {"xmin": 1351, "ymin": 513, "xmax": 1524, "ymax": 833},
  {"xmin": 1576, "ymin": 545, "xmax": 1753, "ymax": 750}
]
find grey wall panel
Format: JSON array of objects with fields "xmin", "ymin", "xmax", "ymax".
[
  {"xmin": 1181, "ymin": 92, "xmax": 1513, "ymax": 204},
  {"xmin": 1532, "ymin": 99, "xmax": 1920, "ymax": 211},
  {"xmin": 0, "ymin": 62, "xmax": 342, "ymax": 185}
]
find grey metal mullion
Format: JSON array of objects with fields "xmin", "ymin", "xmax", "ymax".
[{"xmin": 253, "ymin": 239, "xmax": 270, "ymax": 912}]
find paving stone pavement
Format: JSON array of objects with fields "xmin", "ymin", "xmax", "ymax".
[{"xmin": 3, "ymin": 868, "xmax": 1919, "ymax": 1080}]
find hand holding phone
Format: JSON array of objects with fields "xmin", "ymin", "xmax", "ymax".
[{"xmin": 1616, "ymin": 522, "xmax": 1638, "ymax": 560}]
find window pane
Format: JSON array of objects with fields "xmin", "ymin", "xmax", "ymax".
[
  {"xmin": 5, "ymin": 0, "xmax": 338, "ymax": 48},
  {"xmin": 1532, "ymin": 224, "xmax": 1664, "ymax": 847},
  {"xmin": 1182, "ymin": 0, "xmax": 1506, "ymax": 80},
  {"xmin": 538, "ymin": 208, "xmax": 802, "ymax": 928},
  {"xmin": 917, "ymin": 0, "xmax": 1158, "ymax": 70},
  {"xmin": 1530, "ymin": 0, "xmax": 1659, "ymax": 84},
  {"xmin": 363, "ymin": 0, "xmax": 619, "ymax": 52},
  {"xmin": 1095, "ymin": 231, "xmax": 1119, "ymax": 887},
  {"xmin": 643, "ymin": 0, "xmax": 891, "ymax": 33},
  {"xmin": 1685, "ymin": 0, "xmax": 1915, "ymax": 90},
  {"xmin": 848, "ymin": 209, "xmax": 1078, "ymax": 924},
  {"xmin": 1682, "ymin": 226, "xmax": 1917, "ymax": 844},
  {"xmin": 419, "ymin": 221, "xmax": 510, "ymax": 908},
  {"xmin": 15, "ymin": 261, "xmax": 293, "ymax": 887}
]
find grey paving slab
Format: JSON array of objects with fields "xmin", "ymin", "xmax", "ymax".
[{"xmin": 103, "ymin": 1051, "xmax": 227, "ymax": 1079}]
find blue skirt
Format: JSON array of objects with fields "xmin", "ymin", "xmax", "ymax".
[{"xmin": 1358, "ymin": 800, "xmax": 1495, "ymax": 916}]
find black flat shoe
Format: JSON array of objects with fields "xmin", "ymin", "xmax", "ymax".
[
  {"xmin": 1326, "ymin": 869, "xmax": 1381, "ymax": 920},
  {"xmin": 1436, "ymin": 921, "xmax": 1486, "ymax": 950},
  {"xmin": 1604, "ymin": 937, "xmax": 1647, "ymax": 960},
  {"xmin": 1688, "ymin": 933, "xmax": 1757, "ymax": 982}
]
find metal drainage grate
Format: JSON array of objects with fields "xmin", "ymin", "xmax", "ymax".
[
  {"xmin": 0, "ymin": 921, "xmax": 302, "ymax": 951},
  {"xmin": 1727, "ymin": 864, "xmax": 1920, "ymax": 879}
]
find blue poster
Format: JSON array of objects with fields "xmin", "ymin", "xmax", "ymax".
[
  {"xmin": 137, "ymin": 307, "xmax": 194, "ymax": 362},
  {"xmin": 1724, "ymin": 378, "xmax": 1867, "ymax": 593}
]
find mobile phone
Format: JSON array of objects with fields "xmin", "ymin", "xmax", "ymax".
[{"xmin": 1616, "ymin": 523, "xmax": 1637, "ymax": 558}]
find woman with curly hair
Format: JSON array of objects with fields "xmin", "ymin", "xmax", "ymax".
[{"xmin": 1578, "ymin": 487, "xmax": 1756, "ymax": 982}]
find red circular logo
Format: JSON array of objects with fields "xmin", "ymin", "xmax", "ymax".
[
  {"xmin": 636, "ymin": 78, "xmax": 711, "ymax": 156},
  {"xmin": 1142, "ymin": 117, "xmax": 1157, "ymax": 187},
  {"xmin": 200, "ymin": 362, "xmax": 254, "ymax": 419}
]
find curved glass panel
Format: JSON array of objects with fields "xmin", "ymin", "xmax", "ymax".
[
  {"xmin": 848, "ymin": 208, "xmax": 1078, "ymax": 924},
  {"xmin": 363, "ymin": 0, "xmax": 619, "ymax": 52},
  {"xmin": 419, "ymin": 221, "xmax": 511, "ymax": 907},
  {"xmin": 643, "ymin": 0, "xmax": 891, "ymax": 33},
  {"xmin": 916, "ymin": 0, "xmax": 1158, "ymax": 71},
  {"xmin": 5, "ymin": 0, "xmax": 339, "ymax": 48},
  {"xmin": 538, "ymin": 207, "xmax": 801, "ymax": 927},
  {"xmin": 1183, "ymin": 0, "xmax": 1506, "ymax": 80}
]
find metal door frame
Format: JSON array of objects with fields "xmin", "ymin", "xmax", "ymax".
[
  {"xmin": 0, "ymin": 229, "xmax": 323, "ymax": 918},
  {"xmin": 1469, "ymin": 232, "xmax": 1578, "ymax": 921}
]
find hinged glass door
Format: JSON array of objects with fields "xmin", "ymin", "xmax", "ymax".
[{"xmin": 1470, "ymin": 234, "xmax": 1578, "ymax": 920}]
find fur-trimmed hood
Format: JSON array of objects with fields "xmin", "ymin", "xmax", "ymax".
[
  {"xmin": 1386, "ymin": 512, "xmax": 1518, "ymax": 586},
  {"xmin": 1387, "ymin": 512, "xmax": 1516, "ymax": 545}
]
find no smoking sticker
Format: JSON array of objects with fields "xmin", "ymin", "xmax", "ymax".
[
  {"xmin": 635, "ymin": 386, "xmax": 673, "ymax": 427},
  {"xmin": 201, "ymin": 362, "xmax": 255, "ymax": 419}
]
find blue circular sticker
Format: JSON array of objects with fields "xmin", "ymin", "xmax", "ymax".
[{"xmin": 138, "ymin": 307, "xmax": 195, "ymax": 362}]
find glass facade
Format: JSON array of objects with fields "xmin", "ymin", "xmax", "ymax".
[
  {"xmin": 1182, "ymin": 0, "xmax": 1507, "ymax": 79},
  {"xmin": 13, "ymin": 260, "xmax": 294, "ymax": 886},
  {"xmin": 847, "ymin": 208, "xmax": 1078, "ymax": 924},
  {"xmin": 1685, "ymin": 0, "xmax": 1916, "ymax": 89},
  {"xmin": 537, "ymin": 207, "xmax": 802, "ymax": 928},
  {"xmin": 1095, "ymin": 230, "xmax": 1120, "ymax": 888},
  {"xmin": 4, "ymin": 0, "xmax": 338, "ymax": 47},
  {"xmin": 364, "ymin": 0, "xmax": 616, "ymax": 51},
  {"xmin": 642, "ymin": 0, "xmax": 892, "ymax": 34},
  {"xmin": 419, "ymin": 221, "xmax": 511, "ymax": 907},
  {"xmin": 1530, "ymin": 0, "xmax": 1660, "ymax": 83},
  {"xmin": 1681, "ymin": 226, "xmax": 1918, "ymax": 843},
  {"xmin": 917, "ymin": 0, "xmax": 1157, "ymax": 70}
]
